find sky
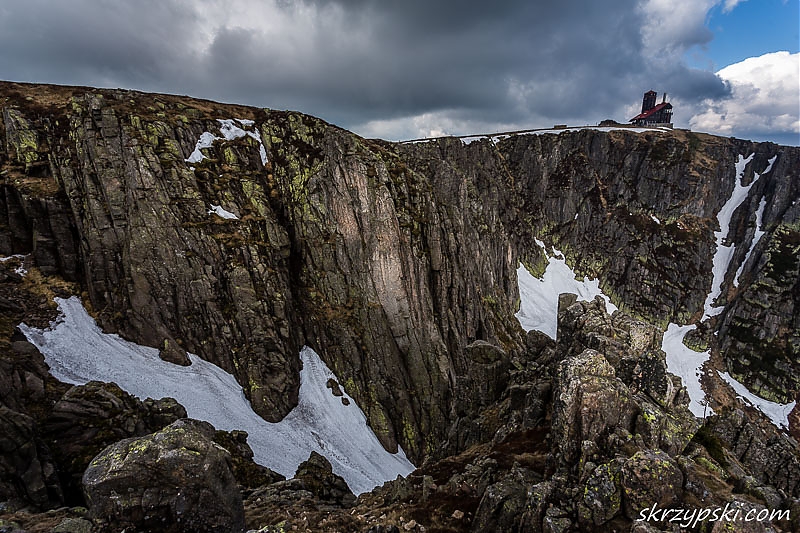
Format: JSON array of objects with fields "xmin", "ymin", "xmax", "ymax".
[{"xmin": 0, "ymin": 0, "xmax": 797, "ymax": 145}]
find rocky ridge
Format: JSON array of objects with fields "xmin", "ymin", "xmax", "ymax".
[{"xmin": 0, "ymin": 81, "xmax": 798, "ymax": 531}]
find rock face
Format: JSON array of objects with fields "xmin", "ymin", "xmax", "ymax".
[
  {"xmin": 0, "ymin": 81, "xmax": 798, "ymax": 468},
  {"xmin": 0, "ymin": 405, "xmax": 62, "ymax": 509},
  {"xmin": 82, "ymin": 419, "xmax": 244, "ymax": 533}
]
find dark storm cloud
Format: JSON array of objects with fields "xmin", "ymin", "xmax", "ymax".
[
  {"xmin": 0, "ymin": 0, "xmax": 731, "ymax": 135},
  {"xmin": 0, "ymin": 1, "xmax": 200, "ymax": 88}
]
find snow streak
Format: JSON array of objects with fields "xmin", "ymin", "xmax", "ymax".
[
  {"xmin": 186, "ymin": 119, "xmax": 268, "ymax": 166},
  {"xmin": 19, "ymin": 297, "xmax": 414, "ymax": 494}
]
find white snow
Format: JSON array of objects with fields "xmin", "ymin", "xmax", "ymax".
[
  {"xmin": 718, "ymin": 371, "xmax": 795, "ymax": 429},
  {"xmin": 186, "ymin": 132, "xmax": 217, "ymax": 164},
  {"xmin": 208, "ymin": 204, "xmax": 239, "ymax": 220},
  {"xmin": 185, "ymin": 119, "xmax": 268, "ymax": 166},
  {"xmin": 459, "ymin": 136, "xmax": 485, "ymax": 145},
  {"xmin": 515, "ymin": 245, "xmax": 617, "ymax": 340},
  {"xmin": 763, "ymin": 155, "xmax": 777, "ymax": 175},
  {"xmin": 660, "ymin": 153, "xmax": 786, "ymax": 425},
  {"xmin": 650, "ymin": 214, "xmax": 661, "ymax": 224},
  {"xmin": 662, "ymin": 323, "xmax": 713, "ymax": 418},
  {"xmin": 0, "ymin": 254, "xmax": 27, "ymax": 276},
  {"xmin": 701, "ymin": 153, "xmax": 756, "ymax": 320},
  {"xmin": 19, "ymin": 297, "xmax": 414, "ymax": 494},
  {"xmin": 515, "ymin": 126, "xmax": 656, "ymax": 137},
  {"xmin": 733, "ymin": 196, "xmax": 767, "ymax": 287}
]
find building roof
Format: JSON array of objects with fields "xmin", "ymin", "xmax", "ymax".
[{"xmin": 630, "ymin": 102, "xmax": 672, "ymax": 122}]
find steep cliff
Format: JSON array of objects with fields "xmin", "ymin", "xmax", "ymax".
[{"xmin": 1, "ymin": 81, "xmax": 798, "ymax": 470}]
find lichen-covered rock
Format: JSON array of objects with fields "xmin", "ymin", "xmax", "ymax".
[
  {"xmin": 620, "ymin": 449, "xmax": 683, "ymax": 520},
  {"xmin": 577, "ymin": 459, "xmax": 624, "ymax": 527},
  {"xmin": 82, "ymin": 419, "xmax": 244, "ymax": 533},
  {"xmin": 40, "ymin": 380, "xmax": 186, "ymax": 504},
  {"xmin": 707, "ymin": 408, "xmax": 800, "ymax": 497},
  {"xmin": 472, "ymin": 467, "xmax": 539, "ymax": 533},
  {"xmin": 552, "ymin": 349, "xmax": 637, "ymax": 465}
]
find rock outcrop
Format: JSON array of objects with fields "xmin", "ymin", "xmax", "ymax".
[{"xmin": 82, "ymin": 418, "xmax": 244, "ymax": 533}]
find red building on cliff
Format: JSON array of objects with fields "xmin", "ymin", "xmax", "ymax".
[{"xmin": 630, "ymin": 90, "xmax": 673, "ymax": 127}]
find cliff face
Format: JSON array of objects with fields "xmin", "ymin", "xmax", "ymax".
[{"xmin": 1, "ymin": 81, "xmax": 798, "ymax": 468}]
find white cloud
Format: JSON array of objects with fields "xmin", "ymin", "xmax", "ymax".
[
  {"xmin": 638, "ymin": 0, "xmax": 716, "ymax": 56},
  {"xmin": 352, "ymin": 111, "xmax": 526, "ymax": 141},
  {"xmin": 722, "ymin": 0, "xmax": 747, "ymax": 13},
  {"xmin": 690, "ymin": 51, "xmax": 800, "ymax": 142}
]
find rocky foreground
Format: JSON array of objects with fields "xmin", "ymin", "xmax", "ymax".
[{"xmin": 0, "ymin": 81, "xmax": 799, "ymax": 531}]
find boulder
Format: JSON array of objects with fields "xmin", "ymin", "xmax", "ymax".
[
  {"xmin": 41, "ymin": 381, "xmax": 186, "ymax": 503},
  {"xmin": 620, "ymin": 449, "xmax": 683, "ymax": 520},
  {"xmin": 293, "ymin": 451, "xmax": 355, "ymax": 507},
  {"xmin": 212, "ymin": 429, "xmax": 284, "ymax": 490},
  {"xmin": 472, "ymin": 472, "xmax": 533, "ymax": 533},
  {"xmin": 82, "ymin": 419, "xmax": 244, "ymax": 533},
  {"xmin": 577, "ymin": 459, "xmax": 624, "ymax": 526}
]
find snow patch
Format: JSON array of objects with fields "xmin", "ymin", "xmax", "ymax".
[
  {"xmin": 662, "ymin": 323, "xmax": 713, "ymax": 418},
  {"xmin": 650, "ymin": 214, "xmax": 661, "ymax": 224},
  {"xmin": 718, "ymin": 371, "xmax": 795, "ymax": 430},
  {"xmin": 733, "ymin": 196, "xmax": 767, "ymax": 287},
  {"xmin": 516, "ymin": 245, "xmax": 617, "ymax": 340},
  {"xmin": 763, "ymin": 155, "xmax": 777, "ymax": 174},
  {"xmin": 186, "ymin": 132, "xmax": 217, "ymax": 164},
  {"xmin": 19, "ymin": 297, "xmax": 414, "ymax": 494},
  {"xmin": 701, "ymin": 153, "xmax": 756, "ymax": 320},
  {"xmin": 186, "ymin": 119, "xmax": 268, "ymax": 166},
  {"xmin": 208, "ymin": 204, "xmax": 239, "ymax": 220},
  {"xmin": 0, "ymin": 254, "xmax": 26, "ymax": 262},
  {"xmin": 459, "ymin": 136, "xmax": 485, "ymax": 145}
]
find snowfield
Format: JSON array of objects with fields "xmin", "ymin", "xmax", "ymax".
[
  {"xmin": 515, "ymin": 243, "xmax": 617, "ymax": 340},
  {"xmin": 19, "ymin": 297, "xmax": 414, "ymax": 494}
]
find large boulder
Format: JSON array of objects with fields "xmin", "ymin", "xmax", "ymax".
[
  {"xmin": 82, "ymin": 419, "xmax": 244, "ymax": 533},
  {"xmin": 42, "ymin": 381, "xmax": 186, "ymax": 503}
]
